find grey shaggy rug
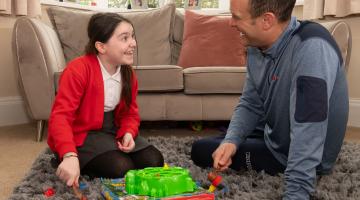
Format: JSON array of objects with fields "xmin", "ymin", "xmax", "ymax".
[{"xmin": 8, "ymin": 136, "xmax": 360, "ymax": 200}]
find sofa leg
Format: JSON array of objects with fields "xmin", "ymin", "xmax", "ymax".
[{"xmin": 36, "ymin": 120, "xmax": 45, "ymax": 142}]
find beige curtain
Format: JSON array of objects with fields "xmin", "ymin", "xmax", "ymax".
[
  {"xmin": 0, "ymin": 0, "xmax": 11, "ymax": 15},
  {"xmin": 0, "ymin": 0, "xmax": 41, "ymax": 17},
  {"xmin": 303, "ymin": 0, "xmax": 360, "ymax": 19}
]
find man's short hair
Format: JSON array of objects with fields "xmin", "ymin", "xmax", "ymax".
[{"xmin": 248, "ymin": 0, "xmax": 296, "ymax": 22}]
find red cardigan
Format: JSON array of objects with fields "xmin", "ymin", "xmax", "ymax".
[{"xmin": 47, "ymin": 54, "xmax": 140, "ymax": 159}]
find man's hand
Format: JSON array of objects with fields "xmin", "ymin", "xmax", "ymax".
[
  {"xmin": 56, "ymin": 156, "xmax": 80, "ymax": 187},
  {"xmin": 212, "ymin": 143, "xmax": 237, "ymax": 171},
  {"xmin": 117, "ymin": 133, "xmax": 135, "ymax": 153}
]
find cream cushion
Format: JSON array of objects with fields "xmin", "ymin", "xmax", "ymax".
[
  {"xmin": 183, "ymin": 67, "xmax": 247, "ymax": 94},
  {"xmin": 55, "ymin": 65, "xmax": 184, "ymax": 93},
  {"xmin": 134, "ymin": 65, "xmax": 183, "ymax": 92}
]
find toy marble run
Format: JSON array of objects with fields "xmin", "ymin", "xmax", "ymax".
[
  {"xmin": 101, "ymin": 165, "xmax": 228, "ymax": 200},
  {"xmin": 125, "ymin": 165, "xmax": 197, "ymax": 197}
]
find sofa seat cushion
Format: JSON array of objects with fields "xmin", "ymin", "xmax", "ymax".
[
  {"xmin": 134, "ymin": 65, "xmax": 183, "ymax": 92},
  {"xmin": 183, "ymin": 67, "xmax": 246, "ymax": 94},
  {"xmin": 137, "ymin": 93, "xmax": 240, "ymax": 120},
  {"xmin": 55, "ymin": 65, "xmax": 184, "ymax": 93}
]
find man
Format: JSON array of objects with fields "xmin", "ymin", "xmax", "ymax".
[{"xmin": 191, "ymin": 0, "xmax": 349, "ymax": 199}]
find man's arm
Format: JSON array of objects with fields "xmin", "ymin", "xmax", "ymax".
[
  {"xmin": 213, "ymin": 70, "xmax": 265, "ymax": 170},
  {"xmin": 284, "ymin": 38, "xmax": 341, "ymax": 199},
  {"xmin": 222, "ymin": 71, "xmax": 265, "ymax": 147}
]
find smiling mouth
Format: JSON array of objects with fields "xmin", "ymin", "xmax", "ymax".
[{"xmin": 124, "ymin": 51, "xmax": 134, "ymax": 56}]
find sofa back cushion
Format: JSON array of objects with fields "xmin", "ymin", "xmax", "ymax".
[
  {"xmin": 47, "ymin": 4, "xmax": 175, "ymax": 65},
  {"xmin": 173, "ymin": 10, "xmax": 185, "ymax": 45},
  {"xmin": 177, "ymin": 10, "xmax": 246, "ymax": 68},
  {"xmin": 171, "ymin": 10, "xmax": 185, "ymax": 65}
]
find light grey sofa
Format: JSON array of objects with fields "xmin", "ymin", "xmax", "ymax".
[{"xmin": 12, "ymin": 4, "xmax": 352, "ymax": 141}]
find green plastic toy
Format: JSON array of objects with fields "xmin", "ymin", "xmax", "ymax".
[{"xmin": 125, "ymin": 166, "xmax": 197, "ymax": 197}]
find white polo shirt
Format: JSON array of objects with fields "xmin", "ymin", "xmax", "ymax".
[{"xmin": 98, "ymin": 57, "xmax": 122, "ymax": 112}]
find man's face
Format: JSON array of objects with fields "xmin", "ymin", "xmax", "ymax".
[{"xmin": 229, "ymin": 0, "xmax": 264, "ymax": 47}]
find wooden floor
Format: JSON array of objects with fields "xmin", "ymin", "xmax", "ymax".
[
  {"xmin": 0, "ymin": 123, "xmax": 358, "ymax": 200},
  {"xmin": 344, "ymin": 126, "xmax": 360, "ymax": 143}
]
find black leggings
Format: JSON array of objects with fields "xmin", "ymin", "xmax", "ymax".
[
  {"xmin": 82, "ymin": 145, "xmax": 164, "ymax": 178},
  {"xmin": 191, "ymin": 135, "xmax": 285, "ymax": 175}
]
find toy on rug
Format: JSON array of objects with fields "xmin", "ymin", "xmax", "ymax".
[
  {"xmin": 101, "ymin": 178, "xmax": 215, "ymax": 200},
  {"xmin": 73, "ymin": 184, "xmax": 88, "ymax": 200},
  {"xmin": 125, "ymin": 165, "xmax": 197, "ymax": 197},
  {"xmin": 207, "ymin": 171, "xmax": 222, "ymax": 193},
  {"xmin": 101, "ymin": 164, "xmax": 215, "ymax": 200},
  {"xmin": 44, "ymin": 187, "xmax": 55, "ymax": 197},
  {"xmin": 190, "ymin": 121, "xmax": 203, "ymax": 132}
]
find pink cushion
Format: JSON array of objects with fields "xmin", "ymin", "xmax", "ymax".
[{"xmin": 177, "ymin": 11, "xmax": 246, "ymax": 68}]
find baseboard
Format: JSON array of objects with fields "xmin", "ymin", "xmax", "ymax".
[
  {"xmin": 0, "ymin": 96, "xmax": 31, "ymax": 126},
  {"xmin": 348, "ymin": 99, "xmax": 360, "ymax": 128}
]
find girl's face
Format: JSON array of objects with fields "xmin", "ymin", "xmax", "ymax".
[{"xmin": 101, "ymin": 22, "xmax": 136, "ymax": 66}]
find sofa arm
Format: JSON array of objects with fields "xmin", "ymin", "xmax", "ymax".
[
  {"xmin": 12, "ymin": 17, "xmax": 66, "ymax": 120},
  {"xmin": 320, "ymin": 20, "xmax": 352, "ymax": 72}
]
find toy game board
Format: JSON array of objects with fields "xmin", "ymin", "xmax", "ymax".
[{"xmin": 101, "ymin": 166, "xmax": 215, "ymax": 200}]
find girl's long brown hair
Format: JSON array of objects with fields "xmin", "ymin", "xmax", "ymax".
[{"xmin": 85, "ymin": 13, "xmax": 135, "ymax": 108}]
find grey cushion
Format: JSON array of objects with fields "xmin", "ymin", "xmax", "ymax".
[{"xmin": 47, "ymin": 4, "xmax": 176, "ymax": 65}]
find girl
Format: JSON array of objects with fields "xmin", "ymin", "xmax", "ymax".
[{"xmin": 48, "ymin": 13, "xmax": 164, "ymax": 187}]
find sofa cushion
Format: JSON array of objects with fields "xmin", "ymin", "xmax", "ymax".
[
  {"xmin": 171, "ymin": 10, "xmax": 185, "ymax": 65},
  {"xmin": 134, "ymin": 65, "xmax": 183, "ymax": 92},
  {"xmin": 173, "ymin": 9, "xmax": 185, "ymax": 45},
  {"xmin": 137, "ymin": 93, "xmax": 240, "ymax": 120},
  {"xmin": 55, "ymin": 65, "xmax": 183, "ymax": 93},
  {"xmin": 177, "ymin": 10, "xmax": 246, "ymax": 68},
  {"xmin": 47, "ymin": 4, "xmax": 175, "ymax": 65},
  {"xmin": 183, "ymin": 67, "xmax": 246, "ymax": 94}
]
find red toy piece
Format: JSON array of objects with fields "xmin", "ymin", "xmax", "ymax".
[
  {"xmin": 207, "ymin": 172, "xmax": 217, "ymax": 181},
  {"xmin": 44, "ymin": 188, "xmax": 55, "ymax": 197},
  {"xmin": 211, "ymin": 176, "xmax": 222, "ymax": 187},
  {"xmin": 207, "ymin": 171, "xmax": 222, "ymax": 192}
]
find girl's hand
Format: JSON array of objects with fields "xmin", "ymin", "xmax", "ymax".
[
  {"xmin": 117, "ymin": 133, "xmax": 135, "ymax": 153},
  {"xmin": 56, "ymin": 155, "xmax": 80, "ymax": 187}
]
